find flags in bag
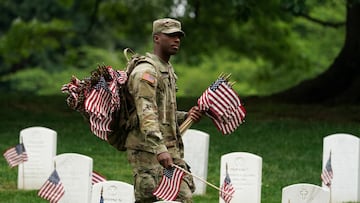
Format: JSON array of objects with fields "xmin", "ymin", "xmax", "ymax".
[
  {"xmin": 220, "ymin": 163, "xmax": 235, "ymax": 203},
  {"xmin": 321, "ymin": 151, "xmax": 333, "ymax": 187},
  {"xmin": 38, "ymin": 169, "xmax": 65, "ymax": 203},
  {"xmin": 153, "ymin": 167, "xmax": 185, "ymax": 201},
  {"xmin": 3, "ymin": 143, "xmax": 28, "ymax": 168},
  {"xmin": 197, "ymin": 74, "xmax": 246, "ymax": 135},
  {"xmin": 92, "ymin": 171, "xmax": 107, "ymax": 185}
]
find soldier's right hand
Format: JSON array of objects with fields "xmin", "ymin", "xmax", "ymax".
[{"xmin": 157, "ymin": 152, "xmax": 173, "ymax": 169}]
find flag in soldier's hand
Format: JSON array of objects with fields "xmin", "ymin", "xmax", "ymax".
[
  {"xmin": 321, "ymin": 151, "xmax": 333, "ymax": 187},
  {"xmin": 197, "ymin": 75, "xmax": 246, "ymax": 135},
  {"xmin": 153, "ymin": 167, "xmax": 185, "ymax": 201},
  {"xmin": 38, "ymin": 169, "xmax": 65, "ymax": 203},
  {"xmin": 3, "ymin": 143, "xmax": 28, "ymax": 168}
]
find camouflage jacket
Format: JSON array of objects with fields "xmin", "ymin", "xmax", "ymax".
[{"xmin": 125, "ymin": 53, "xmax": 187, "ymax": 157}]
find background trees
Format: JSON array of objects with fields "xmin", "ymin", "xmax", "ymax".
[{"xmin": 1, "ymin": 0, "xmax": 356, "ymax": 103}]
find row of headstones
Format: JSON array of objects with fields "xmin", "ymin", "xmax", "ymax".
[{"xmin": 18, "ymin": 126, "xmax": 360, "ymax": 202}]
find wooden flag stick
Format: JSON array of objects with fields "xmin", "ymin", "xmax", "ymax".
[
  {"xmin": 179, "ymin": 117, "xmax": 194, "ymax": 135},
  {"xmin": 171, "ymin": 164, "xmax": 234, "ymax": 197}
]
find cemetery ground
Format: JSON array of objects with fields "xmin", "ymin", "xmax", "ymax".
[{"xmin": 0, "ymin": 94, "xmax": 359, "ymax": 203}]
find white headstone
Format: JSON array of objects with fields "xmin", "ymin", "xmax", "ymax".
[
  {"xmin": 91, "ymin": 180, "xmax": 135, "ymax": 203},
  {"xmin": 219, "ymin": 152, "xmax": 262, "ymax": 203},
  {"xmin": 323, "ymin": 133, "xmax": 360, "ymax": 203},
  {"xmin": 18, "ymin": 126, "xmax": 57, "ymax": 190},
  {"xmin": 54, "ymin": 153, "xmax": 93, "ymax": 203},
  {"xmin": 182, "ymin": 129, "xmax": 209, "ymax": 195},
  {"xmin": 281, "ymin": 183, "xmax": 330, "ymax": 203}
]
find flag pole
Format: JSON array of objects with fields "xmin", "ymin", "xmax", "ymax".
[
  {"xmin": 171, "ymin": 164, "xmax": 233, "ymax": 197},
  {"xmin": 179, "ymin": 117, "xmax": 194, "ymax": 135}
]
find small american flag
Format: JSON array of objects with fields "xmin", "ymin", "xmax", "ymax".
[
  {"xmin": 38, "ymin": 169, "xmax": 65, "ymax": 203},
  {"xmin": 85, "ymin": 76, "xmax": 113, "ymax": 140},
  {"xmin": 321, "ymin": 151, "xmax": 333, "ymax": 187},
  {"xmin": 92, "ymin": 171, "xmax": 107, "ymax": 185},
  {"xmin": 198, "ymin": 77, "xmax": 246, "ymax": 135},
  {"xmin": 99, "ymin": 186, "xmax": 104, "ymax": 203},
  {"xmin": 220, "ymin": 167, "xmax": 235, "ymax": 203},
  {"xmin": 153, "ymin": 167, "xmax": 185, "ymax": 201},
  {"xmin": 3, "ymin": 143, "xmax": 28, "ymax": 168}
]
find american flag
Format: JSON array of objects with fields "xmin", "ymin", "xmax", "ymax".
[
  {"xmin": 92, "ymin": 171, "xmax": 107, "ymax": 185},
  {"xmin": 220, "ymin": 167, "xmax": 235, "ymax": 203},
  {"xmin": 85, "ymin": 76, "xmax": 114, "ymax": 140},
  {"xmin": 99, "ymin": 186, "xmax": 104, "ymax": 203},
  {"xmin": 38, "ymin": 169, "xmax": 65, "ymax": 203},
  {"xmin": 3, "ymin": 143, "xmax": 28, "ymax": 168},
  {"xmin": 153, "ymin": 167, "xmax": 185, "ymax": 201},
  {"xmin": 321, "ymin": 151, "xmax": 333, "ymax": 187},
  {"xmin": 198, "ymin": 77, "xmax": 246, "ymax": 135}
]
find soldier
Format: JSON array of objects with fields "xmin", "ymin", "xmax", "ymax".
[{"xmin": 126, "ymin": 18, "xmax": 203, "ymax": 203}]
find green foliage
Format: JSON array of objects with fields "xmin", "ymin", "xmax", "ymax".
[{"xmin": 0, "ymin": 0, "xmax": 347, "ymax": 97}]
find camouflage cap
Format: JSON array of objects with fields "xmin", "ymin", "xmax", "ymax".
[{"xmin": 152, "ymin": 18, "xmax": 185, "ymax": 36}]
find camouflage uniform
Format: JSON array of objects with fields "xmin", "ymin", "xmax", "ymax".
[{"xmin": 126, "ymin": 52, "xmax": 195, "ymax": 203}]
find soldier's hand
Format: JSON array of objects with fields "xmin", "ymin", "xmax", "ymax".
[
  {"xmin": 188, "ymin": 106, "xmax": 203, "ymax": 122},
  {"xmin": 157, "ymin": 152, "xmax": 173, "ymax": 169}
]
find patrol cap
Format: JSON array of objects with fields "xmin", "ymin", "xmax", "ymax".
[{"xmin": 152, "ymin": 18, "xmax": 185, "ymax": 36}]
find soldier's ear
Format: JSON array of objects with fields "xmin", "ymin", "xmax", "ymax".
[{"xmin": 153, "ymin": 34, "xmax": 160, "ymax": 42}]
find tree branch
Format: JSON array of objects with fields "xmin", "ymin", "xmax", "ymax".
[{"xmin": 294, "ymin": 11, "xmax": 345, "ymax": 28}]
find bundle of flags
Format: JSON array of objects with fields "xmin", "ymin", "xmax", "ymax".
[
  {"xmin": 180, "ymin": 73, "xmax": 246, "ymax": 135},
  {"xmin": 321, "ymin": 151, "xmax": 333, "ymax": 187},
  {"xmin": 61, "ymin": 65, "xmax": 127, "ymax": 141},
  {"xmin": 153, "ymin": 167, "xmax": 185, "ymax": 201},
  {"xmin": 3, "ymin": 143, "xmax": 28, "ymax": 168}
]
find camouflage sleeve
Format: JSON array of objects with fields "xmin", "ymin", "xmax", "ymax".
[
  {"xmin": 128, "ymin": 63, "xmax": 167, "ymax": 155},
  {"xmin": 176, "ymin": 111, "xmax": 188, "ymax": 125}
]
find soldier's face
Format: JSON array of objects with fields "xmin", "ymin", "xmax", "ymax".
[{"xmin": 157, "ymin": 33, "xmax": 182, "ymax": 55}]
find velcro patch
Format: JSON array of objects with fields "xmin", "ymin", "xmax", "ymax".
[{"xmin": 141, "ymin": 73, "xmax": 156, "ymax": 84}]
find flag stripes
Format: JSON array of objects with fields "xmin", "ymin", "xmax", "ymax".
[
  {"xmin": 220, "ymin": 171, "xmax": 235, "ymax": 203},
  {"xmin": 198, "ymin": 78, "xmax": 246, "ymax": 135},
  {"xmin": 92, "ymin": 171, "xmax": 107, "ymax": 185},
  {"xmin": 153, "ymin": 167, "xmax": 185, "ymax": 201},
  {"xmin": 38, "ymin": 170, "xmax": 65, "ymax": 203},
  {"xmin": 3, "ymin": 143, "xmax": 28, "ymax": 168},
  {"xmin": 321, "ymin": 152, "xmax": 333, "ymax": 187}
]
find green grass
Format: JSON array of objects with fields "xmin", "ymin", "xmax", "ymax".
[{"xmin": 0, "ymin": 94, "xmax": 359, "ymax": 203}]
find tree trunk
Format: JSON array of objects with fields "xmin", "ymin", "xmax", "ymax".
[{"xmin": 271, "ymin": 2, "xmax": 360, "ymax": 104}]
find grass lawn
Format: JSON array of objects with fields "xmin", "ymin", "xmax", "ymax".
[{"xmin": 0, "ymin": 94, "xmax": 359, "ymax": 203}]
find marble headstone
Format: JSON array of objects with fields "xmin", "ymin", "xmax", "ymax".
[
  {"xmin": 219, "ymin": 152, "xmax": 262, "ymax": 203},
  {"xmin": 91, "ymin": 180, "xmax": 135, "ymax": 203},
  {"xmin": 182, "ymin": 129, "xmax": 209, "ymax": 195},
  {"xmin": 54, "ymin": 153, "xmax": 93, "ymax": 203},
  {"xmin": 323, "ymin": 133, "xmax": 360, "ymax": 203},
  {"xmin": 282, "ymin": 183, "xmax": 330, "ymax": 203},
  {"xmin": 18, "ymin": 126, "xmax": 57, "ymax": 190}
]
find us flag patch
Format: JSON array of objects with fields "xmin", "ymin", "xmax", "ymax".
[{"xmin": 142, "ymin": 73, "xmax": 156, "ymax": 84}]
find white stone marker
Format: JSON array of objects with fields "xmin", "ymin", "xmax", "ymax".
[
  {"xmin": 323, "ymin": 133, "xmax": 360, "ymax": 203},
  {"xmin": 219, "ymin": 152, "xmax": 262, "ymax": 203},
  {"xmin": 182, "ymin": 129, "xmax": 209, "ymax": 195},
  {"xmin": 281, "ymin": 183, "xmax": 330, "ymax": 203},
  {"xmin": 18, "ymin": 126, "xmax": 57, "ymax": 190},
  {"xmin": 91, "ymin": 180, "xmax": 135, "ymax": 203},
  {"xmin": 54, "ymin": 153, "xmax": 93, "ymax": 203}
]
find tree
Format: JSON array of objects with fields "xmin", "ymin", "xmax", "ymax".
[{"xmin": 271, "ymin": 0, "xmax": 360, "ymax": 103}]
